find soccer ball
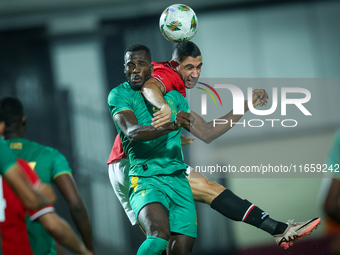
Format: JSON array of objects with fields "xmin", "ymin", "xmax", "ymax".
[{"xmin": 159, "ymin": 4, "xmax": 198, "ymax": 43}]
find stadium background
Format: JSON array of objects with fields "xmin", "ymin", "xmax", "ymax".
[{"xmin": 0, "ymin": 0, "xmax": 339, "ymax": 254}]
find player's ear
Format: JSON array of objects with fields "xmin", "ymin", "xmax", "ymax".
[
  {"xmin": 170, "ymin": 60, "xmax": 179, "ymax": 70},
  {"xmin": 151, "ymin": 63, "xmax": 154, "ymax": 73}
]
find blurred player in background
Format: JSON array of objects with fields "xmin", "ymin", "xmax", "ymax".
[
  {"xmin": 0, "ymin": 108, "xmax": 56, "ymax": 255},
  {"xmin": 0, "ymin": 115, "xmax": 55, "ymax": 211},
  {"xmin": 0, "ymin": 97, "xmax": 94, "ymax": 255},
  {"xmin": 108, "ymin": 43, "xmax": 321, "ymax": 250}
]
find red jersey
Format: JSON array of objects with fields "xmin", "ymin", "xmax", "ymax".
[
  {"xmin": 152, "ymin": 61, "xmax": 186, "ymax": 97},
  {"xmin": 107, "ymin": 61, "xmax": 185, "ymax": 165},
  {"xmin": 0, "ymin": 159, "xmax": 54, "ymax": 255}
]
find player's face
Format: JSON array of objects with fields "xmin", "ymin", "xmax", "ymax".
[
  {"xmin": 124, "ymin": 50, "xmax": 154, "ymax": 90},
  {"xmin": 176, "ymin": 56, "xmax": 202, "ymax": 89}
]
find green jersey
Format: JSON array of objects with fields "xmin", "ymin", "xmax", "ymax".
[
  {"xmin": 5, "ymin": 138, "xmax": 72, "ymax": 255},
  {"xmin": 108, "ymin": 82, "xmax": 190, "ymax": 177},
  {"xmin": 0, "ymin": 139, "xmax": 17, "ymax": 175}
]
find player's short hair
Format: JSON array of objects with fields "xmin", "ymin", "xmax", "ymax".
[
  {"xmin": 124, "ymin": 44, "xmax": 152, "ymax": 62},
  {"xmin": 172, "ymin": 41, "xmax": 201, "ymax": 63},
  {"xmin": 0, "ymin": 97, "xmax": 24, "ymax": 126}
]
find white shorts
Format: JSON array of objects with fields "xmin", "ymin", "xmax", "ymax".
[{"xmin": 108, "ymin": 159, "xmax": 193, "ymax": 226}]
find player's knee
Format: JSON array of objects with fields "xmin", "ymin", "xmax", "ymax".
[{"xmin": 149, "ymin": 229, "xmax": 171, "ymax": 241}]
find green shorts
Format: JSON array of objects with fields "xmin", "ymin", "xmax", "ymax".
[{"xmin": 129, "ymin": 170, "xmax": 197, "ymax": 238}]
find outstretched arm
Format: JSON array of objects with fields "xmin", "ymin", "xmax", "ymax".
[
  {"xmin": 55, "ymin": 174, "xmax": 95, "ymax": 254},
  {"xmin": 141, "ymin": 78, "xmax": 172, "ymax": 128},
  {"xmin": 114, "ymin": 110, "xmax": 191, "ymax": 143},
  {"xmin": 38, "ymin": 212, "xmax": 92, "ymax": 255},
  {"xmin": 184, "ymin": 89, "xmax": 268, "ymax": 143}
]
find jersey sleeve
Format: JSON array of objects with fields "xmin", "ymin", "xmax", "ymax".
[
  {"xmin": 152, "ymin": 62, "xmax": 186, "ymax": 97},
  {"xmin": 28, "ymin": 206, "xmax": 55, "ymax": 221},
  {"xmin": 108, "ymin": 85, "xmax": 133, "ymax": 118},
  {"xmin": 0, "ymin": 141, "xmax": 18, "ymax": 175},
  {"xmin": 51, "ymin": 149, "xmax": 72, "ymax": 180}
]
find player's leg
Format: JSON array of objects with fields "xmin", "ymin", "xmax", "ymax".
[
  {"xmin": 137, "ymin": 203, "xmax": 170, "ymax": 255},
  {"xmin": 187, "ymin": 169, "xmax": 321, "ymax": 248},
  {"xmin": 130, "ymin": 175, "xmax": 173, "ymax": 255},
  {"xmin": 167, "ymin": 234, "xmax": 195, "ymax": 255},
  {"xmin": 108, "ymin": 159, "xmax": 137, "ymax": 225},
  {"xmin": 187, "ymin": 168, "xmax": 225, "ymax": 204},
  {"xmin": 169, "ymin": 171, "xmax": 197, "ymax": 255}
]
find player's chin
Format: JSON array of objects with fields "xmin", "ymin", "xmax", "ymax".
[
  {"xmin": 130, "ymin": 81, "xmax": 144, "ymax": 90},
  {"xmin": 186, "ymin": 82, "xmax": 197, "ymax": 89}
]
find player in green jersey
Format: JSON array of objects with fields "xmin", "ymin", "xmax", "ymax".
[
  {"xmin": 0, "ymin": 112, "xmax": 55, "ymax": 210},
  {"xmin": 109, "ymin": 46, "xmax": 198, "ymax": 255},
  {"xmin": 0, "ymin": 97, "xmax": 94, "ymax": 255}
]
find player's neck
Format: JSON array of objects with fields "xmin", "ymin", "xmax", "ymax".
[{"xmin": 4, "ymin": 131, "xmax": 24, "ymax": 140}]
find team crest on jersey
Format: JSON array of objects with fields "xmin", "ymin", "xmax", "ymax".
[{"xmin": 10, "ymin": 143, "xmax": 22, "ymax": 149}]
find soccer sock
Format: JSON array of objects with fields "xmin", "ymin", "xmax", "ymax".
[
  {"xmin": 137, "ymin": 236, "xmax": 168, "ymax": 255},
  {"xmin": 210, "ymin": 189, "xmax": 287, "ymax": 235}
]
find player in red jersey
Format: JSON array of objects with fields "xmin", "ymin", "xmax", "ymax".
[{"xmin": 108, "ymin": 43, "xmax": 321, "ymax": 249}]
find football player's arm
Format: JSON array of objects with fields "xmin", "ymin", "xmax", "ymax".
[
  {"xmin": 4, "ymin": 161, "xmax": 56, "ymax": 209},
  {"xmin": 184, "ymin": 90, "xmax": 268, "ymax": 143},
  {"xmin": 38, "ymin": 212, "xmax": 92, "ymax": 255},
  {"xmin": 54, "ymin": 174, "xmax": 95, "ymax": 254},
  {"xmin": 141, "ymin": 77, "xmax": 172, "ymax": 128},
  {"xmin": 113, "ymin": 110, "xmax": 190, "ymax": 143}
]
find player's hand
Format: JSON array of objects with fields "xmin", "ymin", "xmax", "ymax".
[
  {"xmin": 180, "ymin": 135, "xmax": 196, "ymax": 146},
  {"xmin": 252, "ymin": 89, "xmax": 268, "ymax": 107},
  {"xmin": 34, "ymin": 182, "xmax": 56, "ymax": 205},
  {"xmin": 152, "ymin": 104, "xmax": 172, "ymax": 128},
  {"xmin": 173, "ymin": 111, "xmax": 196, "ymax": 130}
]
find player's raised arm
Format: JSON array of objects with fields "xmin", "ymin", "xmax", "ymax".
[{"xmin": 184, "ymin": 89, "xmax": 268, "ymax": 143}]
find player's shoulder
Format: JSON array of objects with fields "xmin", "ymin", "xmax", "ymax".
[
  {"xmin": 166, "ymin": 89, "xmax": 185, "ymax": 99},
  {"xmin": 24, "ymin": 139, "xmax": 64, "ymax": 157},
  {"xmin": 165, "ymin": 90, "xmax": 187, "ymax": 106},
  {"xmin": 108, "ymin": 82, "xmax": 131, "ymax": 98}
]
